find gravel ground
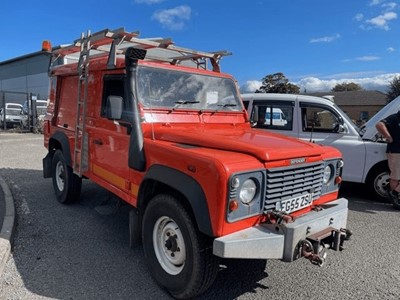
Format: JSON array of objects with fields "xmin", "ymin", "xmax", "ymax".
[{"xmin": 0, "ymin": 132, "xmax": 399, "ymax": 300}]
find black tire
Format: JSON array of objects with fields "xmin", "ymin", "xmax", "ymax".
[
  {"xmin": 51, "ymin": 150, "xmax": 82, "ymax": 204},
  {"xmin": 366, "ymin": 164, "xmax": 390, "ymax": 202},
  {"xmin": 142, "ymin": 194, "xmax": 219, "ymax": 299}
]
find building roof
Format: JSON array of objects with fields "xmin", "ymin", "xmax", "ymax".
[
  {"xmin": 0, "ymin": 50, "xmax": 52, "ymax": 67},
  {"xmin": 309, "ymin": 90, "xmax": 388, "ymax": 106}
]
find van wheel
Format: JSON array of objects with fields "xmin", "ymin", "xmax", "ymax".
[
  {"xmin": 52, "ymin": 150, "xmax": 82, "ymax": 204},
  {"xmin": 142, "ymin": 194, "xmax": 219, "ymax": 299},
  {"xmin": 367, "ymin": 165, "xmax": 390, "ymax": 202}
]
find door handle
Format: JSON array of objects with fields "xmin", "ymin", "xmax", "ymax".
[{"xmin": 93, "ymin": 139, "xmax": 103, "ymax": 145}]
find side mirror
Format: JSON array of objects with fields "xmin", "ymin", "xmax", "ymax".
[
  {"xmin": 106, "ymin": 96, "xmax": 123, "ymax": 120},
  {"xmin": 337, "ymin": 124, "xmax": 346, "ymax": 133}
]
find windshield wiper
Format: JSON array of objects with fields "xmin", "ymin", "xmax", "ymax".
[
  {"xmin": 168, "ymin": 100, "xmax": 201, "ymax": 112},
  {"xmin": 218, "ymin": 103, "xmax": 237, "ymax": 108},
  {"xmin": 213, "ymin": 103, "xmax": 238, "ymax": 112},
  {"xmin": 175, "ymin": 100, "xmax": 200, "ymax": 105}
]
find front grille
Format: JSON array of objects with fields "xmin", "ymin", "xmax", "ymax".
[{"xmin": 264, "ymin": 162, "xmax": 324, "ymax": 212}]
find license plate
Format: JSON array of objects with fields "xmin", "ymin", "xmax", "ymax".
[{"xmin": 276, "ymin": 193, "xmax": 313, "ymax": 213}]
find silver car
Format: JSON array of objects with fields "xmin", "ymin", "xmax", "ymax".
[{"xmin": 0, "ymin": 103, "xmax": 28, "ymax": 128}]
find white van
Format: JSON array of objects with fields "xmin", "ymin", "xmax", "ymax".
[
  {"xmin": 263, "ymin": 107, "xmax": 288, "ymax": 126},
  {"xmin": 242, "ymin": 93, "xmax": 400, "ymax": 200}
]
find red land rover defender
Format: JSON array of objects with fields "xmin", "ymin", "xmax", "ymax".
[{"xmin": 42, "ymin": 28, "xmax": 350, "ymax": 299}]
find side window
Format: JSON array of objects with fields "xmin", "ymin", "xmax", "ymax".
[
  {"xmin": 251, "ymin": 102, "xmax": 294, "ymax": 131},
  {"xmin": 101, "ymin": 75, "xmax": 126, "ymax": 117},
  {"xmin": 301, "ymin": 105, "xmax": 340, "ymax": 132}
]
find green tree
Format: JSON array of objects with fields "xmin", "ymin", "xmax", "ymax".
[
  {"xmin": 331, "ymin": 82, "xmax": 362, "ymax": 92},
  {"xmin": 386, "ymin": 76, "xmax": 400, "ymax": 102},
  {"xmin": 256, "ymin": 72, "xmax": 300, "ymax": 94}
]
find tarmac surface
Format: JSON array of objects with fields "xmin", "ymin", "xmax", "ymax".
[{"xmin": 0, "ymin": 175, "xmax": 15, "ymax": 277}]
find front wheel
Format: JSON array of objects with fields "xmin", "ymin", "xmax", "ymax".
[
  {"xmin": 367, "ymin": 165, "xmax": 390, "ymax": 202},
  {"xmin": 51, "ymin": 150, "xmax": 82, "ymax": 204},
  {"xmin": 142, "ymin": 194, "xmax": 219, "ymax": 299}
]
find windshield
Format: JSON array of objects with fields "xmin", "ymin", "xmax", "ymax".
[
  {"xmin": 331, "ymin": 101, "xmax": 360, "ymax": 134},
  {"xmin": 137, "ymin": 66, "xmax": 242, "ymax": 111},
  {"xmin": 5, "ymin": 106, "xmax": 23, "ymax": 116}
]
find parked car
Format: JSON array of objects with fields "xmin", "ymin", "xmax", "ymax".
[
  {"xmin": 23, "ymin": 99, "xmax": 48, "ymax": 133},
  {"xmin": 242, "ymin": 93, "xmax": 400, "ymax": 201},
  {"xmin": 23, "ymin": 99, "xmax": 48, "ymax": 119},
  {"xmin": 0, "ymin": 103, "xmax": 27, "ymax": 129}
]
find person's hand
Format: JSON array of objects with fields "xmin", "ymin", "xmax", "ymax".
[{"xmin": 387, "ymin": 136, "xmax": 393, "ymax": 143}]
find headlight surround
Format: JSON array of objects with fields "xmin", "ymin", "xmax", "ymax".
[
  {"xmin": 227, "ymin": 171, "xmax": 265, "ymax": 222},
  {"xmin": 323, "ymin": 164, "xmax": 333, "ymax": 184},
  {"xmin": 337, "ymin": 159, "xmax": 344, "ymax": 169},
  {"xmin": 231, "ymin": 176, "xmax": 240, "ymax": 189},
  {"xmin": 239, "ymin": 179, "xmax": 257, "ymax": 204}
]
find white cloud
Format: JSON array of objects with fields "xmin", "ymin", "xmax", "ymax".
[
  {"xmin": 342, "ymin": 55, "xmax": 380, "ymax": 63},
  {"xmin": 354, "ymin": 13, "xmax": 364, "ymax": 21},
  {"xmin": 370, "ymin": 0, "xmax": 384, "ymax": 6},
  {"xmin": 295, "ymin": 73, "xmax": 400, "ymax": 92},
  {"xmin": 295, "ymin": 77, "xmax": 337, "ymax": 93},
  {"xmin": 240, "ymin": 80, "xmax": 262, "ymax": 92},
  {"xmin": 309, "ymin": 34, "xmax": 341, "ymax": 43},
  {"xmin": 366, "ymin": 12, "xmax": 397, "ymax": 30},
  {"xmin": 383, "ymin": 2, "xmax": 397, "ymax": 11},
  {"xmin": 152, "ymin": 5, "xmax": 191, "ymax": 30},
  {"xmin": 387, "ymin": 47, "xmax": 396, "ymax": 52},
  {"xmin": 134, "ymin": 0, "xmax": 165, "ymax": 4},
  {"xmin": 239, "ymin": 73, "xmax": 400, "ymax": 93},
  {"xmin": 356, "ymin": 55, "xmax": 381, "ymax": 61}
]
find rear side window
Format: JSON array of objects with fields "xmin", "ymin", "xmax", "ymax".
[{"xmin": 251, "ymin": 101, "xmax": 294, "ymax": 131}]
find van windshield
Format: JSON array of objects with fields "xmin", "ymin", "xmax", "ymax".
[
  {"xmin": 5, "ymin": 105, "xmax": 23, "ymax": 116},
  {"xmin": 136, "ymin": 66, "xmax": 242, "ymax": 112}
]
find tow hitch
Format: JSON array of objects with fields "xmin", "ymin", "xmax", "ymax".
[{"xmin": 298, "ymin": 227, "xmax": 352, "ymax": 266}]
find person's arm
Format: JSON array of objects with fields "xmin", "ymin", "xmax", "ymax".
[{"xmin": 376, "ymin": 121, "xmax": 393, "ymax": 143}]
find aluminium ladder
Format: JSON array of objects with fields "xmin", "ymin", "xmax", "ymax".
[{"xmin": 72, "ymin": 31, "xmax": 90, "ymax": 176}]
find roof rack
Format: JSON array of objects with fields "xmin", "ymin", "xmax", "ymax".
[{"xmin": 50, "ymin": 27, "xmax": 231, "ymax": 72}]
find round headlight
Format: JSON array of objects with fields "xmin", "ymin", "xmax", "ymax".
[
  {"xmin": 239, "ymin": 179, "xmax": 257, "ymax": 204},
  {"xmin": 323, "ymin": 165, "xmax": 333, "ymax": 184}
]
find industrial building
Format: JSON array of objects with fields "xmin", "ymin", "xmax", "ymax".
[{"xmin": 0, "ymin": 48, "xmax": 51, "ymax": 106}]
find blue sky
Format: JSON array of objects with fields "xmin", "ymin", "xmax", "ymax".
[{"xmin": 1, "ymin": 0, "xmax": 400, "ymax": 93}]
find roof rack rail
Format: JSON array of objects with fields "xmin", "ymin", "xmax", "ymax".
[{"xmin": 50, "ymin": 27, "xmax": 231, "ymax": 72}]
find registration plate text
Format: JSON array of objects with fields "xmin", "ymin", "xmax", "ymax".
[{"xmin": 276, "ymin": 193, "xmax": 312, "ymax": 213}]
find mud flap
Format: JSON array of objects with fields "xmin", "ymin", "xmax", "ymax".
[
  {"xmin": 129, "ymin": 208, "xmax": 142, "ymax": 248},
  {"xmin": 42, "ymin": 152, "xmax": 53, "ymax": 178}
]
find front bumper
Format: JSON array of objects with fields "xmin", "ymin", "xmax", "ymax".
[{"xmin": 213, "ymin": 198, "xmax": 348, "ymax": 262}]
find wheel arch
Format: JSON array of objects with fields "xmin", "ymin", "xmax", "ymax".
[
  {"xmin": 365, "ymin": 159, "xmax": 390, "ymax": 200},
  {"xmin": 138, "ymin": 165, "xmax": 214, "ymax": 237},
  {"xmin": 48, "ymin": 131, "xmax": 72, "ymax": 165},
  {"xmin": 366, "ymin": 159, "xmax": 389, "ymax": 182},
  {"xmin": 43, "ymin": 131, "xmax": 72, "ymax": 178}
]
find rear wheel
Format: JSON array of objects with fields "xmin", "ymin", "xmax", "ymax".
[
  {"xmin": 51, "ymin": 150, "xmax": 82, "ymax": 204},
  {"xmin": 142, "ymin": 194, "xmax": 219, "ymax": 299}
]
